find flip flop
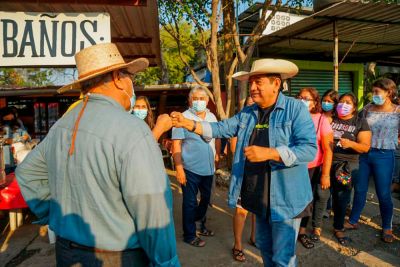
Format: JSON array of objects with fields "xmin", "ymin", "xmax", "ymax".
[
  {"xmin": 298, "ymin": 234, "xmax": 314, "ymax": 249},
  {"xmin": 232, "ymin": 247, "xmax": 246, "ymax": 262},
  {"xmin": 198, "ymin": 228, "xmax": 214, "ymax": 237},
  {"xmin": 381, "ymin": 230, "xmax": 394, "ymax": 243},
  {"xmin": 186, "ymin": 237, "xmax": 206, "ymax": 247}
]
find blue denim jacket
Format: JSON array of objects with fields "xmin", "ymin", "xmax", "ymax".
[{"xmin": 201, "ymin": 93, "xmax": 316, "ymax": 221}]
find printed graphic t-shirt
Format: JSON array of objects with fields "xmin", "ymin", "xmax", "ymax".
[{"xmin": 331, "ymin": 116, "xmax": 370, "ymax": 161}]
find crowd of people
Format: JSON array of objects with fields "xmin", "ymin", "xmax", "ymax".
[{"xmin": 13, "ymin": 43, "xmax": 399, "ymax": 267}]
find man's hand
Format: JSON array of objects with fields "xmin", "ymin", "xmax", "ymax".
[
  {"xmin": 155, "ymin": 114, "xmax": 172, "ymax": 133},
  {"xmin": 244, "ymin": 146, "xmax": 271, "ymax": 162},
  {"xmin": 176, "ymin": 168, "xmax": 187, "ymax": 186},
  {"xmin": 171, "ymin": 112, "xmax": 189, "ymax": 128},
  {"xmin": 320, "ymin": 174, "xmax": 331, "ymax": 190}
]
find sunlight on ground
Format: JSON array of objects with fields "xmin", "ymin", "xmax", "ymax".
[
  {"xmin": 243, "ymin": 248, "xmax": 263, "ymax": 263},
  {"xmin": 0, "ymin": 229, "xmax": 14, "ymax": 253}
]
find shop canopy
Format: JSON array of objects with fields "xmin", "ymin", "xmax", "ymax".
[
  {"xmin": 1, "ymin": 0, "xmax": 161, "ymax": 67},
  {"xmin": 258, "ymin": 0, "xmax": 400, "ymax": 65}
]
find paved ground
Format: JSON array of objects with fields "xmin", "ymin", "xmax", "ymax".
[{"xmin": 0, "ymin": 170, "xmax": 399, "ymax": 267}]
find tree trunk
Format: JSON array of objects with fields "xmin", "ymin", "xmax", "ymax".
[
  {"xmin": 222, "ymin": 0, "xmax": 236, "ymax": 118},
  {"xmin": 210, "ymin": 0, "xmax": 226, "ymax": 120}
]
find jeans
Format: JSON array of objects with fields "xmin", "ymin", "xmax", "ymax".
[
  {"xmin": 300, "ymin": 167, "xmax": 331, "ymax": 229},
  {"xmin": 181, "ymin": 169, "xmax": 213, "ymax": 242},
  {"xmin": 332, "ymin": 160, "xmax": 358, "ymax": 230},
  {"xmin": 256, "ymin": 215, "xmax": 301, "ymax": 267},
  {"xmin": 56, "ymin": 237, "xmax": 149, "ymax": 267},
  {"xmin": 393, "ymin": 148, "xmax": 400, "ymax": 183},
  {"xmin": 350, "ymin": 149, "xmax": 394, "ymax": 230}
]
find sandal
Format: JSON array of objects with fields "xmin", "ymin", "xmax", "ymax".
[
  {"xmin": 248, "ymin": 238, "xmax": 257, "ymax": 248},
  {"xmin": 186, "ymin": 237, "xmax": 206, "ymax": 247},
  {"xmin": 298, "ymin": 234, "xmax": 314, "ymax": 249},
  {"xmin": 310, "ymin": 228, "xmax": 321, "ymax": 242},
  {"xmin": 344, "ymin": 220, "xmax": 359, "ymax": 230},
  {"xmin": 232, "ymin": 247, "xmax": 246, "ymax": 262},
  {"xmin": 198, "ymin": 228, "xmax": 215, "ymax": 237},
  {"xmin": 334, "ymin": 230, "xmax": 351, "ymax": 246},
  {"xmin": 381, "ymin": 230, "xmax": 394, "ymax": 243}
]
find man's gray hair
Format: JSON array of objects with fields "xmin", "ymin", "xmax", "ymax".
[{"xmin": 188, "ymin": 85, "xmax": 209, "ymax": 99}]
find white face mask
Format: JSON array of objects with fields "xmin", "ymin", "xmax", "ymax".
[
  {"xmin": 192, "ymin": 100, "xmax": 207, "ymax": 112},
  {"xmin": 122, "ymin": 86, "xmax": 136, "ymax": 112}
]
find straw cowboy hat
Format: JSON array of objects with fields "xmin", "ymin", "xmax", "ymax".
[
  {"xmin": 232, "ymin": 59, "xmax": 298, "ymax": 81},
  {"xmin": 58, "ymin": 43, "xmax": 149, "ymax": 93}
]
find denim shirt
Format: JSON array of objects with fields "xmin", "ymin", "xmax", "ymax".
[
  {"xmin": 16, "ymin": 94, "xmax": 180, "ymax": 267},
  {"xmin": 201, "ymin": 93, "xmax": 316, "ymax": 221}
]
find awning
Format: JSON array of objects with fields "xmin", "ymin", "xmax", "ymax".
[
  {"xmin": 258, "ymin": 0, "xmax": 400, "ymax": 65},
  {"xmin": 1, "ymin": 0, "xmax": 161, "ymax": 66}
]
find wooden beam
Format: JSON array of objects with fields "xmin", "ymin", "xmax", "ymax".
[
  {"xmin": 315, "ymin": 16, "xmax": 400, "ymax": 26},
  {"xmin": 112, "ymin": 37, "xmax": 152, "ymax": 43},
  {"xmin": 6, "ymin": 0, "xmax": 147, "ymax": 6},
  {"xmin": 124, "ymin": 54, "xmax": 156, "ymax": 59}
]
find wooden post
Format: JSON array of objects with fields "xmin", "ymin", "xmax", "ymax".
[{"xmin": 333, "ymin": 20, "xmax": 339, "ymax": 91}]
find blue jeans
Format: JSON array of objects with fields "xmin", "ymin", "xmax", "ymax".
[
  {"xmin": 393, "ymin": 148, "xmax": 400, "ymax": 183},
  {"xmin": 350, "ymin": 149, "xmax": 394, "ymax": 230},
  {"xmin": 181, "ymin": 169, "xmax": 213, "ymax": 242},
  {"xmin": 256, "ymin": 216, "xmax": 301, "ymax": 267},
  {"xmin": 56, "ymin": 236, "xmax": 149, "ymax": 267}
]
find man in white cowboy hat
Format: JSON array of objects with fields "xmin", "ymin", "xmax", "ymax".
[
  {"xmin": 15, "ymin": 43, "xmax": 180, "ymax": 267},
  {"xmin": 171, "ymin": 58, "xmax": 316, "ymax": 266}
]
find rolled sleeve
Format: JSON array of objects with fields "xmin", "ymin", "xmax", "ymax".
[
  {"xmin": 171, "ymin": 127, "xmax": 185, "ymax": 140},
  {"xmin": 275, "ymin": 145, "xmax": 297, "ymax": 167}
]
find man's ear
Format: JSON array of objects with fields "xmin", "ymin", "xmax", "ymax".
[{"xmin": 112, "ymin": 70, "xmax": 124, "ymax": 90}]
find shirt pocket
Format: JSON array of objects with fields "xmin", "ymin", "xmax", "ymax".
[{"xmin": 273, "ymin": 120, "xmax": 292, "ymax": 146}]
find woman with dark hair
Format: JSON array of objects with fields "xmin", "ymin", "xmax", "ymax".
[
  {"xmin": 296, "ymin": 88, "xmax": 333, "ymax": 248},
  {"xmin": 132, "ymin": 96, "xmax": 155, "ymax": 129},
  {"xmin": 331, "ymin": 93, "xmax": 371, "ymax": 245},
  {"xmin": 321, "ymin": 89, "xmax": 339, "ymax": 123},
  {"xmin": 348, "ymin": 78, "xmax": 399, "ymax": 243}
]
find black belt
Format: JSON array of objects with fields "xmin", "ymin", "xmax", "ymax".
[{"xmin": 57, "ymin": 236, "xmax": 142, "ymax": 254}]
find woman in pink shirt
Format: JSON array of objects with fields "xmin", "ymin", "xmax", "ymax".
[{"xmin": 296, "ymin": 88, "xmax": 334, "ymax": 248}]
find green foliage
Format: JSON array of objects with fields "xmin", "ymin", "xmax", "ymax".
[
  {"xmin": 135, "ymin": 21, "xmax": 207, "ymax": 85},
  {"xmin": 0, "ymin": 68, "xmax": 54, "ymax": 87},
  {"xmin": 134, "ymin": 67, "xmax": 161, "ymax": 86}
]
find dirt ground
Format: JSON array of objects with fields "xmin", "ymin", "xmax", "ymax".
[{"xmin": 0, "ymin": 171, "xmax": 399, "ymax": 267}]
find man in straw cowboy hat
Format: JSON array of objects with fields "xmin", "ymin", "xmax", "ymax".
[
  {"xmin": 171, "ymin": 59, "xmax": 316, "ymax": 266},
  {"xmin": 15, "ymin": 43, "xmax": 180, "ymax": 267}
]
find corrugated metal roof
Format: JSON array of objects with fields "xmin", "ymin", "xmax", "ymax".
[
  {"xmin": 258, "ymin": 0, "xmax": 400, "ymax": 64},
  {"xmin": 1, "ymin": 0, "xmax": 161, "ymax": 66}
]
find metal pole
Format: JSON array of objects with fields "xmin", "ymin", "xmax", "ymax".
[{"xmin": 333, "ymin": 20, "xmax": 339, "ymax": 91}]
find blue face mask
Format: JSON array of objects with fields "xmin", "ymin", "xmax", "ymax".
[
  {"xmin": 192, "ymin": 100, "xmax": 207, "ymax": 112},
  {"xmin": 372, "ymin": 94, "xmax": 385, "ymax": 105},
  {"xmin": 301, "ymin": 99, "xmax": 310, "ymax": 109},
  {"xmin": 322, "ymin": 101, "xmax": 334, "ymax": 111},
  {"xmin": 133, "ymin": 109, "xmax": 148, "ymax": 120}
]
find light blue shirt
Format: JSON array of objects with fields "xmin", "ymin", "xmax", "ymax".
[
  {"xmin": 201, "ymin": 93, "xmax": 316, "ymax": 221},
  {"xmin": 171, "ymin": 108, "xmax": 217, "ymax": 176},
  {"xmin": 15, "ymin": 94, "xmax": 180, "ymax": 267},
  {"xmin": 2, "ymin": 125, "xmax": 29, "ymax": 167}
]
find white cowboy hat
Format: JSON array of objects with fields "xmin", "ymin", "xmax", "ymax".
[
  {"xmin": 232, "ymin": 59, "xmax": 298, "ymax": 81},
  {"xmin": 58, "ymin": 43, "xmax": 149, "ymax": 93}
]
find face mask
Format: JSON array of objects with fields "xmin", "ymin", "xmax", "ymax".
[
  {"xmin": 133, "ymin": 109, "xmax": 148, "ymax": 120},
  {"xmin": 192, "ymin": 100, "xmax": 207, "ymax": 112},
  {"xmin": 372, "ymin": 94, "xmax": 385, "ymax": 106},
  {"xmin": 301, "ymin": 99, "xmax": 310, "ymax": 109},
  {"xmin": 336, "ymin": 103, "xmax": 353, "ymax": 117},
  {"xmin": 322, "ymin": 101, "xmax": 334, "ymax": 112},
  {"xmin": 122, "ymin": 88, "xmax": 136, "ymax": 111}
]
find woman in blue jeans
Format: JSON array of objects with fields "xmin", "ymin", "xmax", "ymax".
[{"xmin": 348, "ymin": 78, "xmax": 399, "ymax": 243}]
